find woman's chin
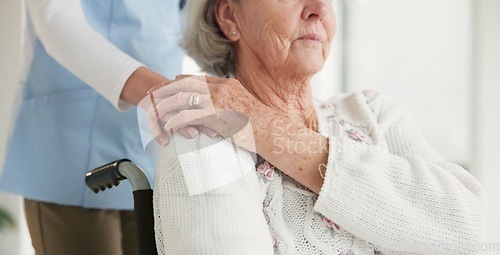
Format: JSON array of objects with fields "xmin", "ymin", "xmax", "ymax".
[
  {"xmin": 292, "ymin": 60, "xmax": 324, "ymax": 77},
  {"xmin": 287, "ymin": 52, "xmax": 325, "ymax": 75}
]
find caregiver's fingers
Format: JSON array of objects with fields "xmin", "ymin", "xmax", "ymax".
[
  {"xmin": 164, "ymin": 112, "xmax": 248, "ymax": 141},
  {"xmin": 153, "ymin": 129, "xmax": 170, "ymax": 147},
  {"xmin": 154, "ymin": 92, "xmax": 213, "ymax": 119},
  {"xmin": 163, "ymin": 108, "xmax": 217, "ymax": 133},
  {"xmin": 150, "ymin": 110, "xmax": 177, "ymax": 146},
  {"xmin": 137, "ymin": 79, "xmax": 176, "ymax": 110},
  {"xmin": 197, "ymin": 126, "xmax": 218, "ymax": 138},
  {"xmin": 138, "ymin": 90, "xmax": 156, "ymax": 111},
  {"xmin": 149, "ymin": 75, "xmax": 210, "ymax": 98},
  {"xmin": 139, "ymin": 76, "xmax": 212, "ymax": 110},
  {"xmin": 153, "ymin": 126, "xmax": 201, "ymax": 146},
  {"xmin": 177, "ymin": 126, "xmax": 200, "ymax": 139}
]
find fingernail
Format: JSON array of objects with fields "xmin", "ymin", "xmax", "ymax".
[
  {"xmin": 187, "ymin": 127, "xmax": 199, "ymax": 138},
  {"xmin": 207, "ymin": 129, "xmax": 218, "ymax": 138},
  {"xmin": 163, "ymin": 122, "xmax": 171, "ymax": 133},
  {"xmin": 158, "ymin": 136, "xmax": 169, "ymax": 146}
]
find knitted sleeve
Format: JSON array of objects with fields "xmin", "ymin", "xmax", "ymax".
[
  {"xmin": 153, "ymin": 134, "xmax": 274, "ymax": 255},
  {"xmin": 314, "ymin": 93, "xmax": 488, "ymax": 255}
]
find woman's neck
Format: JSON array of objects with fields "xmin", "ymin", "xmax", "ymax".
[{"xmin": 235, "ymin": 62, "xmax": 318, "ymax": 131}]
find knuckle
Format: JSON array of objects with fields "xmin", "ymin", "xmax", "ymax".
[
  {"xmin": 173, "ymin": 92, "xmax": 184, "ymax": 104},
  {"xmin": 177, "ymin": 111, "xmax": 191, "ymax": 122}
]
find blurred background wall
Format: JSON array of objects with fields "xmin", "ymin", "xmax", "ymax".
[
  {"xmin": 0, "ymin": 1, "xmax": 32, "ymax": 255},
  {"xmin": 1, "ymin": 0, "xmax": 498, "ymax": 254}
]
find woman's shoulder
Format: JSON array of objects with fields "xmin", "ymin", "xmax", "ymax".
[
  {"xmin": 317, "ymin": 89, "xmax": 395, "ymax": 117},
  {"xmin": 319, "ymin": 89, "xmax": 389, "ymax": 105},
  {"xmin": 316, "ymin": 90, "xmax": 414, "ymax": 139}
]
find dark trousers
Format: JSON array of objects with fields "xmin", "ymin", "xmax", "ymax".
[{"xmin": 24, "ymin": 199, "xmax": 138, "ymax": 255}]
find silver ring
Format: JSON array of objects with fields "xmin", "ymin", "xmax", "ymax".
[{"xmin": 188, "ymin": 92, "xmax": 200, "ymax": 108}]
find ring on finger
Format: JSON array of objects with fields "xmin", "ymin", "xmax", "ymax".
[{"xmin": 188, "ymin": 92, "xmax": 200, "ymax": 108}]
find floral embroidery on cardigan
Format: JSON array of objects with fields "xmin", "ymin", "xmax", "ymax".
[
  {"xmin": 322, "ymin": 216, "xmax": 341, "ymax": 238},
  {"xmin": 346, "ymin": 129, "xmax": 367, "ymax": 142},
  {"xmin": 322, "ymin": 101, "xmax": 371, "ymax": 144},
  {"xmin": 256, "ymin": 160, "xmax": 276, "ymax": 182}
]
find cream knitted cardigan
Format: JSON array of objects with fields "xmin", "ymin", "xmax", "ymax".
[{"xmin": 153, "ymin": 91, "xmax": 488, "ymax": 255}]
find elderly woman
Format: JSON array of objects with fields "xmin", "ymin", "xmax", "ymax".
[{"xmin": 146, "ymin": 0, "xmax": 488, "ymax": 254}]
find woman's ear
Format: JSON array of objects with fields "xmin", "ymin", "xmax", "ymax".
[{"xmin": 215, "ymin": 0, "xmax": 240, "ymax": 41}]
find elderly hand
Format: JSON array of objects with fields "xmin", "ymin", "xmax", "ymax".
[{"xmin": 140, "ymin": 75, "xmax": 277, "ymax": 150}]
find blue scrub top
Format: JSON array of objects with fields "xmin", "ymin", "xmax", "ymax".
[{"xmin": 0, "ymin": 0, "xmax": 185, "ymax": 210}]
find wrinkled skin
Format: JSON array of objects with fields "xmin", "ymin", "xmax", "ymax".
[{"xmin": 139, "ymin": 0, "xmax": 336, "ymax": 193}]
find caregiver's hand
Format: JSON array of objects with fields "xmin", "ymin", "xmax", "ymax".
[
  {"xmin": 141, "ymin": 75, "xmax": 279, "ymax": 150},
  {"xmin": 138, "ymin": 76, "xmax": 212, "ymax": 146}
]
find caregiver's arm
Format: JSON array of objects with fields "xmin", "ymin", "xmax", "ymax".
[{"xmin": 26, "ymin": 0, "xmax": 166, "ymax": 110}]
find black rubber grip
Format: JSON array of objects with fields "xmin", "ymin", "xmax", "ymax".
[{"xmin": 85, "ymin": 159, "xmax": 131, "ymax": 193}]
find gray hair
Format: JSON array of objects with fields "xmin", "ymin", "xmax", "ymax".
[{"xmin": 181, "ymin": 0, "xmax": 236, "ymax": 77}]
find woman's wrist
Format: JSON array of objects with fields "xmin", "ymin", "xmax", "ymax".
[{"xmin": 121, "ymin": 67, "xmax": 168, "ymax": 106}]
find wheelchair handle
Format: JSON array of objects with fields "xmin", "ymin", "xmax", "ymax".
[{"xmin": 85, "ymin": 159, "xmax": 151, "ymax": 193}]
